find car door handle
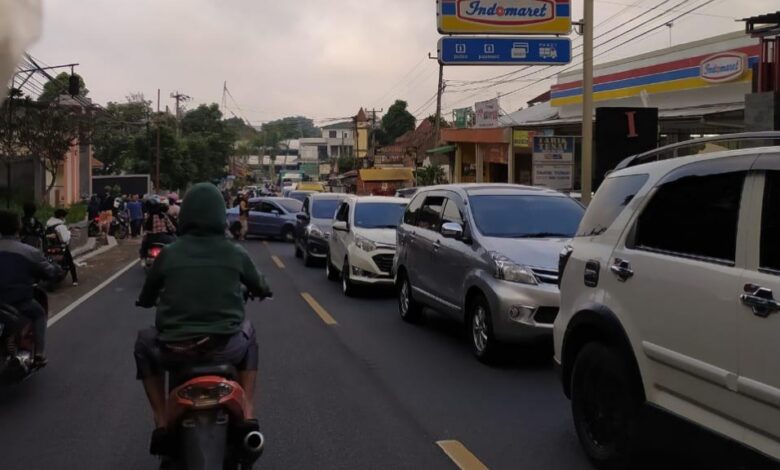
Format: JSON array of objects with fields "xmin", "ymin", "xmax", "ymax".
[
  {"xmin": 610, "ymin": 258, "xmax": 633, "ymax": 282},
  {"xmin": 741, "ymin": 285, "xmax": 780, "ymax": 318}
]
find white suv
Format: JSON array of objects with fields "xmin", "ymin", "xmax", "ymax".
[
  {"xmin": 555, "ymin": 141, "xmax": 780, "ymax": 467},
  {"xmin": 326, "ymin": 196, "xmax": 408, "ymax": 296}
]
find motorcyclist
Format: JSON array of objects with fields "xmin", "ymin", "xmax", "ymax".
[
  {"xmin": 139, "ymin": 199, "xmax": 176, "ymax": 264},
  {"xmin": 46, "ymin": 209, "xmax": 79, "ymax": 286},
  {"xmin": 19, "ymin": 202, "xmax": 45, "ymax": 249},
  {"xmin": 134, "ymin": 183, "xmax": 272, "ymax": 453},
  {"xmin": 0, "ymin": 210, "xmax": 63, "ymax": 366}
]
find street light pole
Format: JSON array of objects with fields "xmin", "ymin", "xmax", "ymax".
[{"xmin": 581, "ymin": 0, "xmax": 594, "ymax": 205}]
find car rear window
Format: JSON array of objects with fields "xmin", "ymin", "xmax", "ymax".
[
  {"xmin": 278, "ymin": 199, "xmax": 303, "ymax": 213},
  {"xmin": 576, "ymin": 174, "xmax": 649, "ymax": 237},
  {"xmin": 312, "ymin": 199, "xmax": 342, "ymax": 219}
]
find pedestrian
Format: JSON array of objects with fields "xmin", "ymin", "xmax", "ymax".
[
  {"xmin": 87, "ymin": 194, "xmax": 101, "ymax": 221},
  {"xmin": 19, "ymin": 202, "xmax": 45, "ymax": 249},
  {"xmin": 99, "ymin": 186, "xmax": 114, "ymax": 235},
  {"xmin": 127, "ymin": 194, "xmax": 144, "ymax": 238},
  {"xmin": 239, "ymin": 193, "xmax": 250, "ymax": 241},
  {"xmin": 45, "ymin": 208, "xmax": 79, "ymax": 286}
]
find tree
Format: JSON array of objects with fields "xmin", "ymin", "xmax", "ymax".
[
  {"xmin": 381, "ymin": 100, "xmax": 415, "ymax": 144},
  {"xmin": 337, "ymin": 154, "xmax": 357, "ymax": 173},
  {"xmin": 0, "ymin": 93, "xmax": 33, "ymax": 206},
  {"xmin": 416, "ymin": 164, "xmax": 446, "ymax": 187},
  {"xmin": 92, "ymin": 94, "xmax": 152, "ymax": 175},
  {"xmin": 38, "ymin": 72, "xmax": 89, "ymax": 103}
]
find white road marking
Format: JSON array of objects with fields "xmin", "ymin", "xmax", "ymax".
[{"xmin": 48, "ymin": 259, "xmax": 138, "ymax": 327}]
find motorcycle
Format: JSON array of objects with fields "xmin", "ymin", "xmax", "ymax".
[
  {"xmin": 143, "ymin": 242, "xmax": 167, "ymax": 271},
  {"xmin": 88, "ymin": 216, "xmax": 101, "ymax": 237},
  {"xmin": 43, "ymin": 238, "xmax": 70, "ymax": 289},
  {"xmin": 142, "ymin": 293, "xmax": 268, "ymax": 469},
  {"xmin": 110, "ymin": 211, "xmax": 130, "ymax": 240},
  {"xmin": 0, "ymin": 287, "xmax": 48, "ymax": 384}
]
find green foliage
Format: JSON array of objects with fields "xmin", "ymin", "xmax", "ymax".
[
  {"xmin": 38, "ymin": 72, "xmax": 89, "ymax": 103},
  {"xmin": 416, "ymin": 164, "xmax": 446, "ymax": 187},
  {"xmin": 381, "ymin": 100, "xmax": 416, "ymax": 145},
  {"xmin": 92, "ymin": 94, "xmax": 152, "ymax": 175},
  {"xmin": 337, "ymin": 154, "xmax": 358, "ymax": 173}
]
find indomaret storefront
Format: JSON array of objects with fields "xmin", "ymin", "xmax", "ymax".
[{"xmin": 444, "ymin": 31, "xmax": 761, "ymax": 187}]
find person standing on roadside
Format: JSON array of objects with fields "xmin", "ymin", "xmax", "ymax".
[
  {"xmin": 127, "ymin": 194, "xmax": 144, "ymax": 238},
  {"xmin": 45, "ymin": 209, "xmax": 78, "ymax": 286},
  {"xmin": 99, "ymin": 186, "xmax": 114, "ymax": 235},
  {"xmin": 239, "ymin": 193, "xmax": 250, "ymax": 241}
]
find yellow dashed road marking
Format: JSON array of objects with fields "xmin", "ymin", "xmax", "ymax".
[
  {"xmin": 436, "ymin": 440, "xmax": 489, "ymax": 470},
  {"xmin": 301, "ymin": 292, "xmax": 338, "ymax": 326},
  {"xmin": 271, "ymin": 255, "xmax": 285, "ymax": 269}
]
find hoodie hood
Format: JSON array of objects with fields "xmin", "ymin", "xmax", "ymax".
[{"xmin": 179, "ymin": 183, "xmax": 227, "ymax": 236}]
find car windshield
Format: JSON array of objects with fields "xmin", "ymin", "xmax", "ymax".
[
  {"xmin": 312, "ymin": 199, "xmax": 342, "ymax": 219},
  {"xmin": 469, "ymin": 195, "xmax": 584, "ymax": 238},
  {"xmin": 277, "ymin": 199, "xmax": 303, "ymax": 213},
  {"xmin": 354, "ymin": 202, "xmax": 407, "ymax": 229}
]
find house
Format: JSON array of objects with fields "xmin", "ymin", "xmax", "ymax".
[{"xmin": 320, "ymin": 121, "xmax": 354, "ymax": 159}]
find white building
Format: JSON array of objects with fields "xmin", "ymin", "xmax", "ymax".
[{"xmin": 320, "ymin": 121, "xmax": 355, "ymax": 158}]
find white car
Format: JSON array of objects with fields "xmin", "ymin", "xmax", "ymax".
[
  {"xmin": 326, "ymin": 196, "xmax": 408, "ymax": 296},
  {"xmin": 555, "ymin": 136, "xmax": 780, "ymax": 468}
]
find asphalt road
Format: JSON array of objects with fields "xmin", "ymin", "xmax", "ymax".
[{"xmin": 0, "ymin": 239, "xmax": 591, "ymax": 470}]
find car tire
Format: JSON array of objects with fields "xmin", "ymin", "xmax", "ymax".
[
  {"xmin": 280, "ymin": 226, "xmax": 294, "ymax": 243},
  {"xmin": 571, "ymin": 342, "xmax": 642, "ymax": 469},
  {"xmin": 302, "ymin": 245, "xmax": 315, "ymax": 267},
  {"xmin": 341, "ymin": 259, "xmax": 357, "ymax": 297},
  {"xmin": 326, "ymin": 253, "xmax": 338, "ymax": 281},
  {"xmin": 397, "ymin": 273, "xmax": 422, "ymax": 323},
  {"xmin": 294, "ymin": 243, "xmax": 302, "ymax": 258},
  {"xmin": 468, "ymin": 294, "xmax": 498, "ymax": 363}
]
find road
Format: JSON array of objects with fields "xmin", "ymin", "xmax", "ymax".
[{"xmin": 0, "ymin": 239, "xmax": 590, "ymax": 470}]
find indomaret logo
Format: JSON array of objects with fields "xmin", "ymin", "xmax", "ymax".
[{"xmin": 458, "ymin": 0, "xmax": 555, "ymax": 25}]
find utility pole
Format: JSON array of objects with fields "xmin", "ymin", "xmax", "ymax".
[
  {"xmin": 367, "ymin": 108, "xmax": 383, "ymax": 161},
  {"xmin": 156, "ymin": 88, "xmax": 161, "ymax": 192},
  {"xmin": 434, "ymin": 63, "xmax": 445, "ymax": 143},
  {"xmin": 581, "ymin": 0, "xmax": 594, "ymax": 205},
  {"xmin": 170, "ymin": 90, "xmax": 191, "ymax": 136}
]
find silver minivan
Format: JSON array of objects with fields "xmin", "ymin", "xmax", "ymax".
[{"xmin": 393, "ymin": 184, "xmax": 584, "ymax": 362}]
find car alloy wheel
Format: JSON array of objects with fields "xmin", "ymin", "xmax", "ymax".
[
  {"xmin": 281, "ymin": 227, "xmax": 294, "ymax": 243},
  {"xmin": 342, "ymin": 259, "xmax": 355, "ymax": 296},
  {"xmin": 472, "ymin": 306, "xmax": 488, "ymax": 354},
  {"xmin": 326, "ymin": 254, "xmax": 338, "ymax": 281},
  {"xmin": 398, "ymin": 275, "xmax": 422, "ymax": 322},
  {"xmin": 468, "ymin": 295, "xmax": 497, "ymax": 362}
]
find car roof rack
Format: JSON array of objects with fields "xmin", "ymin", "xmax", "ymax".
[{"xmin": 614, "ymin": 131, "xmax": 780, "ymax": 171}]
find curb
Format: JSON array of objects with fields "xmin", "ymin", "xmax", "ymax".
[
  {"xmin": 70, "ymin": 237, "xmax": 96, "ymax": 258},
  {"xmin": 74, "ymin": 236, "xmax": 117, "ymax": 264}
]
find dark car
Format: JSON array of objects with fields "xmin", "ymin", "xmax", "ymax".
[
  {"xmin": 226, "ymin": 197, "xmax": 303, "ymax": 241},
  {"xmin": 294, "ymin": 193, "xmax": 348, "ymax": 266}
]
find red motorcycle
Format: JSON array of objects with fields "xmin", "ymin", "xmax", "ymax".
[{"xmin": 0, "ymin": 287, "xmax": 48, "ymax": 384}]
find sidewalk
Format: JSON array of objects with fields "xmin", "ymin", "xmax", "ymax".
[{"xmin": 47, "ymin": 238, "xmax": 142, "ymax": 316}]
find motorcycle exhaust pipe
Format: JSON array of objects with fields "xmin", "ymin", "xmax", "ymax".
[{"xmin": 243, "ymin": 431, "xmax": 265, "ymax": 455}]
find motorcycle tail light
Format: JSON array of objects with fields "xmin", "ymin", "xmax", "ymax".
[
  {"xmin": 177, "ymin": 383, "xmax": 233, "ymax": 407},
  {"xmin": 148, "ymin": 247, "xmax": 162, "ymax": 258}
]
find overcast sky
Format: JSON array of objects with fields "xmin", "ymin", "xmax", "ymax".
[{"xmin": 29, "ymin": 0, "xmax": 779, "ymax": 125}]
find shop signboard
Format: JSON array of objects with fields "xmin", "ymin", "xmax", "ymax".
[
  {"xmin": 453, "ymin": 107, "xmax": 474, "ymax": 128},
  {"xmin": 700, "ymin": 52, "xmax": 746, "ymax": 83},
  {"xmin": 513, "ymin": 129, "xmax": 534, "ymax": 148},
  {"xmin": 475, "ymin": 98, "xmax": 500, "ymax": 128},
  {"xmin": 533, "ymin": 164, "xmax": 573, "ymax": 190},
  {"xmin": 438, "ymin": 37, "xmax": 571, "ymax": 65},
  {"xmin": 532, "ymin": 136, "xmax": 574, "ymax": 163},
  {"xmin": 437, "ymin": 0, "xmax": 572, "ymax": 35}
]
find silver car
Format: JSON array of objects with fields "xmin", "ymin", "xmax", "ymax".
[{"xmin": 393, "ymin": 184, "xmax": 585, "ymax": 362}]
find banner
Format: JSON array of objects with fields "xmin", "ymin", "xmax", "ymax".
[
  {"xmin": 513, "ymin": 130, "xmax": 533, "ymax": 148},
  {"xmin": 475, "ymin": 98, "xmax": 500, "ymax": 128},
  {"xmin": 453, "ymin": 107, "xmax": 474, "ymax": 128},
  {"xmin": 595, "ymin": 107, "xmax": 658, "ymax": 188},
  {"xmin": 532, "ymin": 136, "xmax": 574, "ymax": 163}
]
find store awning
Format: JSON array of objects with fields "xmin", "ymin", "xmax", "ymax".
[
  {"xmin": 359, "ymin": 168, "xmax": 414, "ymax": 182},
  {"xmin": 426, "ymin": 144, "xmax": 456, "ymax": 155}
]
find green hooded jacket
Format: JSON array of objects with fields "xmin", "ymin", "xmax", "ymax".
[{"xmin": 138, "ymin": 183, "xmax": 271, "ymax": 342}]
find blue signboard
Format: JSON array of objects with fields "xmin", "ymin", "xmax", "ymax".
[{"xmin": 438, "ymin": 37, "xmax": 571, "ymax": 66}]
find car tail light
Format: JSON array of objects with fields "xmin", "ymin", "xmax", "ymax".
[
  {"xmin": 148, "ymin": 247, "xmax": 162, "ymax": 258},
  {"xmin": 558, "ymin": 245, "xmax": 574, "ymax": 288}
]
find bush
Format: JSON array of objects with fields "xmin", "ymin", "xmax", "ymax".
[{"xmin": 5, "ymin": 200, "xmax": 87, "ymax": 225}]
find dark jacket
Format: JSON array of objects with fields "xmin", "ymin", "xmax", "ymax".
[
  {"xmin": 137, "ymin": 183, "xmax": 271, "ymax": 342},
  {"xmin": 0, "ymin": 237, "xmax": 62, "ymax": 305}
]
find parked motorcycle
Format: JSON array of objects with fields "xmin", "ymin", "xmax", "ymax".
[
  {"xmin": 110, "ymin": 212, "xmax": 130, "ymax": 240},
  {"xmin": 0, "ymin": 287, "xmax": 48, "ymax": 384},
  {"xmin": 43, "ymin": 238, "xmax": 69, "ymax": 289},
  {"xmin": 88, "ymin": 216, "xmax": 100, "ymax": 237}
]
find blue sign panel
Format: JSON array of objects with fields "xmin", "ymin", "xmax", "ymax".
[{"xmin": 438, "ymin": 37, "xmax": 571, "ymax": 65}]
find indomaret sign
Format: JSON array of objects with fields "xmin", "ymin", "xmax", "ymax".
[{"xmin": 438, "ymin": 0, "xmax": 571, "ymax": 35}]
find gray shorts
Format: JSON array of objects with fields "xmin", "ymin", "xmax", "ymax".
[{"xmin": 134, "ymin": 320, "xmax": 258, "ymax": 380}]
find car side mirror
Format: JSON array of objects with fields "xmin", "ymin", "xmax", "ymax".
[
  {"xmin": 441, "ymin": 222, "xmax": 464, "ymax": 240},
  {"xmin": 332, "ymin": 221, "xmax": 348, "ymax": 232}
]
